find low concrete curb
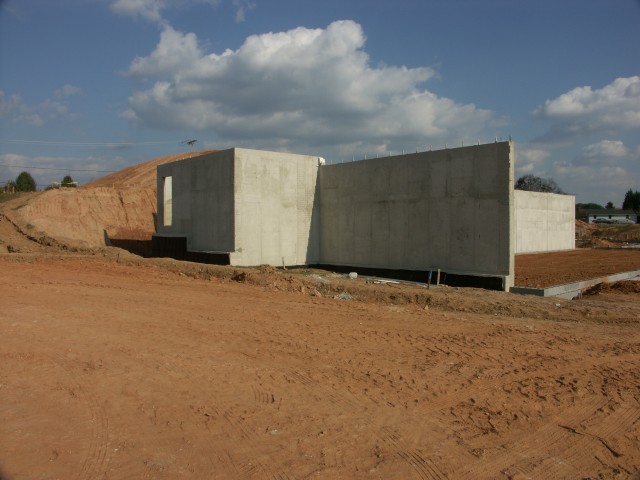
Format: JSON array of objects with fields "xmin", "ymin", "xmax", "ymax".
[{"xmin": 511, "ymin": 270, "xmax": 640, "ymax": 299}]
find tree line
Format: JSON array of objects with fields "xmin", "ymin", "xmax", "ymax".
[
  {"xmin": 3, "ymin": 171, "xmax": 77, "ymax": 192},
  {"xmin": 576, "ymin": 189, "xmax": 640, "ymax": 213}
]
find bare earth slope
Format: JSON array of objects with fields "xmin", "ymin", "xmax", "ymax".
[{"xmin": 0, "ymin": 151, "xmax": 211, "ymax": 249}]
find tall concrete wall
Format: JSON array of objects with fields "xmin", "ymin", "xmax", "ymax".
[
  {"xmin": 514, "ymin": 190, "xmax": 575, "ymax": 253},
  {"xmin": 319, "ymin": 142, "xmax": 515, "ymax": 287},
  {"xmin": 156, "ymin": 150, "xmax": 235, "ymax": 253},
  {"xmin": 230, "ymin": 148, "xmax": 320, "ymax": 267}
]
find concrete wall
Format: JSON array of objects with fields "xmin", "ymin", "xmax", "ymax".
[
  {"xmin": 319, "ymin": 142, "xmax": 514, "ymax": 287},
  {"xmin": 230, "ymin": 148, "xmax": 320, "ymax": 266},
  {"xmin": 156, "ymin": 143, "xmax": 581, "ymax": 290},
  {"xmin": 514, "ymin": 190, "xmax": 575, "ymax": 253},
  {"xmin": 156, "ymin": 150, "xmax": 235, "ymax": 253}
]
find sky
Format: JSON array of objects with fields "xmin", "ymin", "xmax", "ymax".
[{"xmin": 0, "ymin": 0, "xmax": 639, "ymax": 205}]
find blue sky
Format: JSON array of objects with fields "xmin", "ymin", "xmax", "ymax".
[{"xmin": 1, "ymin": 0, "xmax": 639, "ymax": 205}]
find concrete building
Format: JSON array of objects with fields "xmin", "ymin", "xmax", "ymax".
[
  {"xmin": 154, "ymin": 148, "xmax": 321, "ymax": 267},
  {"xmin": 153, "ymin": 143, "xmax": 575, "ymax": 291}
]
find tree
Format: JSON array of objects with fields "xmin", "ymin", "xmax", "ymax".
[
  {"xmin": 622, "ymin": 189, "xmax": 640, "ymax": 212},
  {"xmin": 61, "ymin": 175, "xmax": 77, "ymax": 187},
  {"xmin": 605, "ymin": 201, "xmax": 614, "ymax": 209},
  {"xmin": 515, "ymin": 174, "xmax": 564, "ymax": 194},
  {"xmin": 577, "ymin": 203, "xmax": 604, "ymax": 210},
  {"xmin": 15, "ymin": 171, "xmax": 36, "ymax": 192}
]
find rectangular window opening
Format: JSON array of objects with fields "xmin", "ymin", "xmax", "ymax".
[{"xmin": 163, "ymin": 176, "xmax": 173, "ymax": 226}]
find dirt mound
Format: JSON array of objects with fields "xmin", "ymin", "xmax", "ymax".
[
  {"xmin": 0, "ymin": 151, "xmax": 212, "ymax": 252},
  {"xmin": 577, "ymin": 219, "xmax": 640, "ymax": 247},
  {"xmin": 83, "ymin": 150, "xmax": 214, "ymax": 190},
  {"xmin": 584, "ymin": 280, "xmax": 640, "ymax": 296},
  {"xmin": 0, "ymin": 212, "xmax": 64, "ymax": 253}
]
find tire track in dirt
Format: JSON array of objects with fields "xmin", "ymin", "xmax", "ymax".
[
  {"xmin": 454, "ymin": 396, "xmax": 606, "ymax": 479},
  {"xmin": 276, "ymin": 363, "xmax": 450, "ymax": 479},
  {"xmin": 42, "ymin": 352, "xmax": 111, "ymax": 480},
  {"xmin": 516, "ymin": 398, "xmax": 640, "ymax": 478},
  {"xmin": 198, "ymin": 403, "xmax": 292, "ymax": 480},
  {"xmin": 0, "ymin": 345, "xmax": 110, "ymax": 480},
  {"xmin": 187, "ymin": 394, "xmax": 285, "ymax": 478},
  {"xmin": 405, "ymin": 349, "xmax": 640, "ymax": 420},
  {"xmin": 89, "ymin": 309, "xmax": 294, "ymax": 480},
  {"xmin": 364, "ymin": 349, "xmax": 639, "ymax": 477},
  {"xmin": 380, "ymin": 426, "xmax": 447, "ymax": 480},
  {"xmin": 453, "ymin": 393, "xmax": 640, "ymax": 479}
]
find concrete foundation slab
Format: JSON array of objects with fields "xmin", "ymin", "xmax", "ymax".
[{"xmin": 510, "ymin": 270, "xmax": 640, "ymax": 299}]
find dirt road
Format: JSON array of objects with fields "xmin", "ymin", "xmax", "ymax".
[{"xmin": 1, "ymin": 255, "xmax": 639, "ymax": 479}]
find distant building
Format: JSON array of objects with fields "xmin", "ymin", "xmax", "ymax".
[{"xmin": 584, "ymin": 209, "xmax": 638, "ymax": 224}]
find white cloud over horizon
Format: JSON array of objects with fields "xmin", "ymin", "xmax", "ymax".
[
  {"xmin": 545, "ymin": 138, "xmax": 640, "ymax": 205},
  {"xmin": 0, "ymin": 152, "xmax": 132, "ymax": 187},
  {"xmin": 534, "ymin": 76, "xmax": 640, "ymax": 141},
  {"xmin": 122, "ymin": 20, "xmax": 500, "ymax": 155}
]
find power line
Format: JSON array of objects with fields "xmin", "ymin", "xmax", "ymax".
[
  {"xmin": 0, "ymin": 139, "xmax": 179, "ymax": 147},
  {"xmin": 0, "ymin": 163, "xmax": 117, "ymax": 173}
]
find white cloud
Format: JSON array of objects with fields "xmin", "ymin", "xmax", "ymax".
[
  {"xmin": 0, "ymin": 91, "xmax": 36, "ymax": 125},
  {"xmin": 534, "ymin": 76, "xmax": 640, "ymax": 140},
  {"xmin": 582, "ymin": 139, "xmax": 629, "ymax": 158},
  {"xmin": 571, "ymin": 139, "xmax": 630, "ymax": 167},
  {"xmin": 0, "ymin": 153, "xmax": 132, "ymax": 187},
  {"xmin": 516, "ymin": 144, "xmax": 550, "ymax": 175},
  {"xmin": 127, "ymin": 26, "xmax": 201, "ymax": 77},
  {"xmin": 551, "ymin": 160, "xmax": 637, "ymax": 204},
  {"xmin": 123, "ymin": 21, "xmax": 499, "ymax": 156},
  {"xmin": 54, "ymin": 84, "xmax": 83, "ymax": 99},
  {"xmin": 111, "ymin": 0, "xmax": 164, "ymax": 23},
  {"xmin": 110, "ymin": 0, "xmax": 221, "ymax": 25},
  {"xmin": 232, "ymin": 0, "xmax": 255, "ymax": 23},
  {"xmin": 545, "ymin": 139, "xmax": 640, "ymax": 204},
  {"xmin": 0, "ymin": 88, "xmax": 77, "ymax": 127}
]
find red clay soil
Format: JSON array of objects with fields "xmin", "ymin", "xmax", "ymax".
[
  {"xmin": 1, "ymin": 254, "xmax": 639, "ymax": 480},
  {"xmin": 515, "ymin": 249, "xmax": 640, "ymax": 288}
]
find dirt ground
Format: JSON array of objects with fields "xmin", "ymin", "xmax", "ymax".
[
  {"xmin": 515, "ymin": 249, "xmax": 640, "ymax": 288},
  {"xmin": 1, "ymin": 254, "xmax": 639, "ymax": 480}
]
